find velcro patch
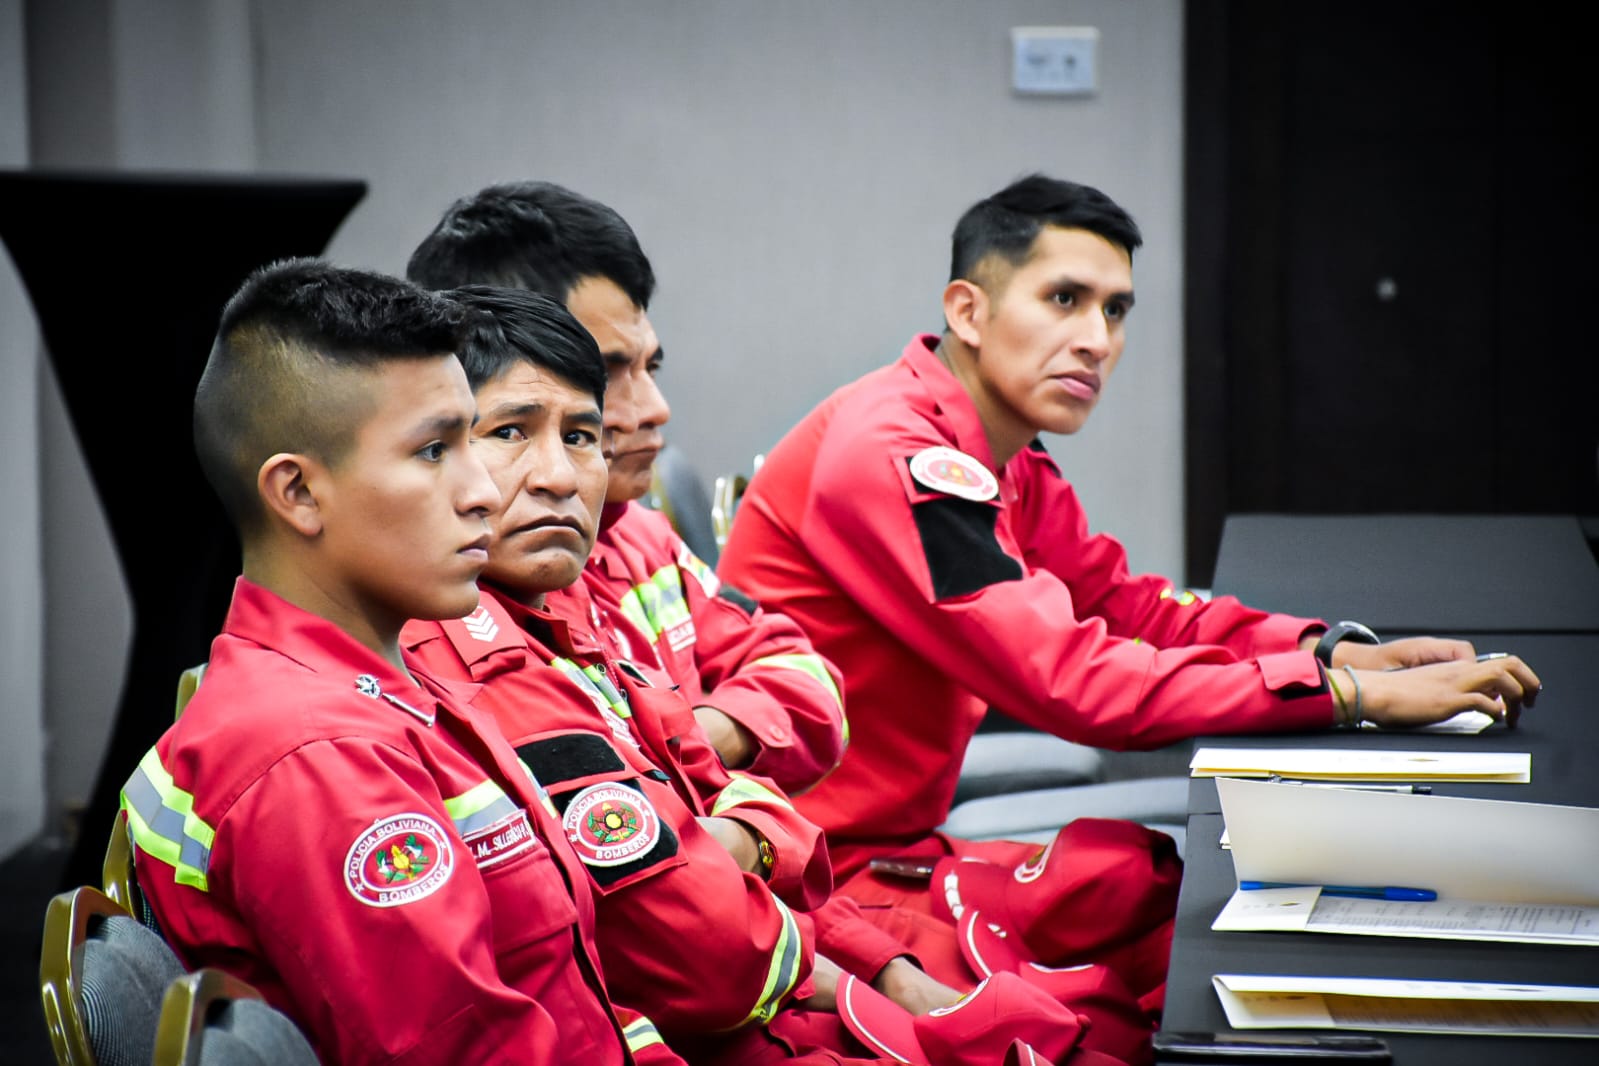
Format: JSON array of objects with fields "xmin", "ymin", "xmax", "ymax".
[
  {"xmin": 909, "ymin": 446, "xmax": 998, "ymax": 502},
  {"xmin": 563, "ymin": 782, "xmax": 667, "ymax": 870},
  {"xmin": 344, "ymin": 813, "xmax": 454, "ymax": 908},
  {"xmin": 517, "ymin": 733, "xmax": 627, "ymax": 788}
]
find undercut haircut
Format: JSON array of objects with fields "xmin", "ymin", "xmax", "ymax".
[
  {"xmin": 406, "ymin": 181, "xmax": 655, "ymax": 309},
  {"xmin": 950, "ymin": 174, "xmax": 1143, "ymax": 288},
  {"xmin": 194, "ymin": 258, "xmax": 465, "ymax": 536},
  {"xmin": 450, "ymin": 286, "xmax": 607, "ymax": 406}
]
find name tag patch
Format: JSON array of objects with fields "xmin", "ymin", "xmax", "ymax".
[
  {"xmin": 463, "ymin": 809, "xmax": 537, "ymax": 870},
  {"xmin": 562, "ymin": 783, "xmax": 662, "ymax": 868},
  {"xmin": 345, "ymin": 813, "xmax": 454, "ymax": 908}
]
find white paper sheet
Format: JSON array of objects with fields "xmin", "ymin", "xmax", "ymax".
[
  {"xmin": 1361, "ymin": 709, "xmax": 1495, "ymax": 734},
  {"xmin": 1216, "ymin": 778, "xmax": 1599, "ymax": 910},
  {"xmin": 1213, "ymin": 974, "xmax": 1599, "ymax": 1037},
  {"xmin": 1213, "ymin": 885, "xmax": 1599, "ymax": 945},
  {"xmin": 1191, "ymin": 747, "xmax": 1530, "ymax": 782}
]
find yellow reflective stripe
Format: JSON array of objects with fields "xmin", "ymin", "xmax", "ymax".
[
  {"xmin": 551, "ymin": 657, "xmax": 631, "ymax": 719},
  {"xmin": 749, "ymin": 653, "xmax": 848, "ymax": 743},
  {"xmin": 443, "ymin": 779, "xmax": 518, "ymax": 837},
  {"xmin": 121, "ymin": 747, "xmax": 215, "ymax": 892},
  {"xmin": 677, "ymin": 547, "xmax": 720, "ymax": 596},
  {"xmin": 745, "ymin": 898, "xmax": 803, "ymax": 1025},
  {"xmin": 711, "ymin": 774, "xmax": 795, "ymax": 815},
  {"xmin": 623, "ymin": 1016, "xmax": 663, "ymax": 1053},
  {"xmin": 1159, "ymin": 586, "xmax": 1199, "ymax": 606},
  {"xmin": 618, "ymin": 565, "xmax": 692, "ymax": 643}
]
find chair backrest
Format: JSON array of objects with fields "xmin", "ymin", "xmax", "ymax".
[
  {"xmin": 710, "ymin": 473, "xmax": 748, "ymax": 553},
  {"xmin": 711, "ymin": 453, "xmax": 762, "ymax": 553},
  {"xmin": 176, "ymin": 663, "xmax": 207, "ymax": 717},
  {"xmin": 154, "ymin": 969, "xmax": 318, "ymax": 1066},
  {"xmin": 103, "ymin": 809, "xmax": 163, "ymax": 940},
  {"xmin": 645, "ymin": 442, "xmax": 721, "ymax": 565},
  {"xmin": 40, "ymin": 885, "xmax": 185, "ymax": 1066}
]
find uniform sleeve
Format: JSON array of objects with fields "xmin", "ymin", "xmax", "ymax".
[
  {"xmin": 512, "ymin": 725, "xmax": 818, "ymax": 1035},
  {"xmin": 207, "ymin": 739, "xmax": 605, "ymax": 1066},
  {"xmin": 807, "ymin": 895, "xmax": 921, "ymax": 983},
  {"xmin": 675, "ymin": 541, "xmax": 848, "ymax": 795},
  {"xmin": 801, "ymin": 428, "xmax": 1336, "ymax": 751},
  {"xmin": 626, "ymin": 669, "xmax": 834, "ymax": 912},
  {"xmin": 1008, "ymin": 444, "xmax": 1324, "ymax": 657}
]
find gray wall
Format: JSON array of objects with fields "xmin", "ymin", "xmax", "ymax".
[
  {"xmin": 256, "ymin": 0, "xmax": 1187, "ymax": 581},
  {"xmin": 6, "ymin": 0, "xmax": 1186, "ymax": 848},
  {"xmin": 0, "ymin": 0, "xmax": 44, "ymax": 859}
]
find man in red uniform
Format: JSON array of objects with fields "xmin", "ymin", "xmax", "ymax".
[
  {"xmin": 718, "ymin": 175, "xmax": 1543, "ymax": 999},
  {"xmin": 120, "ymin": 261, "xmax": 680, "ymax": 1065},
  {"xmin": 401, "ymin": 286, "xmax": 1134, "ymax": 1066},
  {"xmin": 407, "ymin": 183, "xmax": 846, "ymax": 795}
]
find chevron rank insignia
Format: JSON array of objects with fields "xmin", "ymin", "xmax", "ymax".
[{"xmin": 462, "ymin": 605, "xmax": 500, "ymax": 642}]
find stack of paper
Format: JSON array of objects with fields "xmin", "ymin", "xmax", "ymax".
[
  {"xmin": 1191, "ymin": 747, "xmax": 1530, "ymax": 783},
  {"xmin": 1211, "ymin": 778, "xmax": 1599, "ymax": 946},
  {"xmin": 1213, "ymin": 975, "xmax": 1599, "ymax": 1038}
]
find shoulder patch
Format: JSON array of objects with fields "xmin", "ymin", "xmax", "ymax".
[
  {"xmin": 344, "ymin": 813, "xmax": 454, "ymax": 907},
  {"xmin": 563, "ymin": 782, "xmax": 665, "ymax": 868},
  {"xmin": 909, "ymin": 446, "xmax": 998, "ymax": 502}
]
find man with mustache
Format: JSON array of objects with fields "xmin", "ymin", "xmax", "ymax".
[
  {"xmin": 408, "ymin": 183, "xmax": 846, "ymax": 797},
  {"xmin": 402, "ymin": 286, "xmax": 1135, "ymax": 1066}
]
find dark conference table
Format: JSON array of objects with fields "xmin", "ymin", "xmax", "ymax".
[
  {"xmin": 1159, "ymin": 515, "xmax": 1599, "ymax": 1064},
  {"xmin": 1209, "ymin": 514, "xmax": 1599, "ymax": 633}
]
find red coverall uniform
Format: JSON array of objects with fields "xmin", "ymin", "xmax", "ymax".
[
  {"xmin": 404, "ymin": 585, "xmax": 1135, "ymax": 1066},
  {"xmin": 121, "ymin": 578, "xmax": 677, "ymax": 1066},
  {"xmin": 719, "ymin": 336, "xmax": 1335, "ymax": 1003},
  {"xmin": 573, "ymin": 501, "xmax": 847, "ymax": 794}
]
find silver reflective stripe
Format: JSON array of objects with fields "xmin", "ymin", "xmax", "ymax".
[
  {"xmin": 623, "ymin": 1015, "xmax": 663, "ymax": 1052},
  {"xmin": 444, "ymin": 779, "xmax": 518, "ymax": 837},
  {"xmin": 121, "ymin": 747, "xmax": 215, "ymax": 891}
]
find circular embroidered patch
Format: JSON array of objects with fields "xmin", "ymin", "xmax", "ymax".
[
  {"xmin": 909, "ymin": 446, "xmax": 998, "ymax": 502},
  {"xmin": 345, "ymin": 813, "xmax": 454, "ymax": 908},
  {"xmin": 562, "ymin": 783, "xmax": 661, "ymax": 867}
]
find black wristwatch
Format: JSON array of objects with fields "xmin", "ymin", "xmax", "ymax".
[{"xmin": 1313, "ymin": 620, "xmax": 1380, "ymax": 667}]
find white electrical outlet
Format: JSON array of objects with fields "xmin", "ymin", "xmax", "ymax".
[{"xmin": 1011, "ymin": 26, "xmax": 1098, "ymax": 97}]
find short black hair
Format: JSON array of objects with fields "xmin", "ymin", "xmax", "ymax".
[
  {"xmin": 450, "ymin": 286, "xmax": 607, "ymax": 407},
  {"xmin": 194, "ymin": 258, "xmax": 465, "ymax": 536},
  {"xmin": 950, "ymin": 174, "xmax": 1142, "ymax": 285},
  {"xmin": 407, "ymin": 181, "xmax": 655, "ymax": 309}
]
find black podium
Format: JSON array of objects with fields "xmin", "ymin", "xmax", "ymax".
[{"xmin": 0, "ymin": 170, "xmax": 366, "ymax": 889}]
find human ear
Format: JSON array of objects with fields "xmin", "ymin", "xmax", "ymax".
[
  {"xmin": 942, "ymin": 279, "xmax": 987, "ymax": 349},
  {"xmin": 257, "ymin": 453, "xmax": 324, "ymax": 537}
]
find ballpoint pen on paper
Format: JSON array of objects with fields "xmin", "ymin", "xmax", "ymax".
[
  {"xmin": 1239, "ymin": 881, "xmax": 1437, "ymax": 901},
  {"xmin": 1265, "ymin": 775, "xmax": 1432, "ymax": 795}
]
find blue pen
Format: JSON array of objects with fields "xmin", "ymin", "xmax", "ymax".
[{"xmin": 1239, "ymin": 881, "xmax": 1436, "ymax": 901}]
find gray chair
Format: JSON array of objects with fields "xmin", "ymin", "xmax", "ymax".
[
  {"xmin": 154, "ymin": 969, "xmax": 318, "ymax": 1066},
  {"xmin": 645, "ymin": 442, "xmax": 721, "ymax": 565},
  {"xmin": 953, "ymin": 732, "xmax": 1106, "ymax": 804},
  {"xmin": 940, "ymin": 777, "xmax": 1191, "ymax": 859},
  {"xmin": 40, "ymin": 885, "xmax": 185, "ymax": 1066}
]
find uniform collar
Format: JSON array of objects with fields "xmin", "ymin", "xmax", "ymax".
[
  {"xmin": 589, "ymin": 501, "xmax": 635, "ymax": 579},
  {"xmin": 900, "ymin": 333, "xmax": 999, "ymax": 472},
  {"xmin": 223, "ymin": 576, "xmax": 446, "ymax": 724},
  {"xmin": 484, "ymin": 581, "xmax": 609, "ymax": 660}
]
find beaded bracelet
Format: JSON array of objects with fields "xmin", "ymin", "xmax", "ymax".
[{"xmin": 1342, "ymin": 664, "xmax": 1364, "ymax": 726}]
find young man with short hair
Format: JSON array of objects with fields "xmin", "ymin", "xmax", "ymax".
[
  {"xmin": 407, "ymin": 184, "xmax": 846, "ymax": 794},
  {"xmin": 718, "ymin": 174, "xmax": 1542, "ymax": 991},
  {"xmin": 122, "ymin": 261, "xmax": 678, "ymax": 1065}
]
